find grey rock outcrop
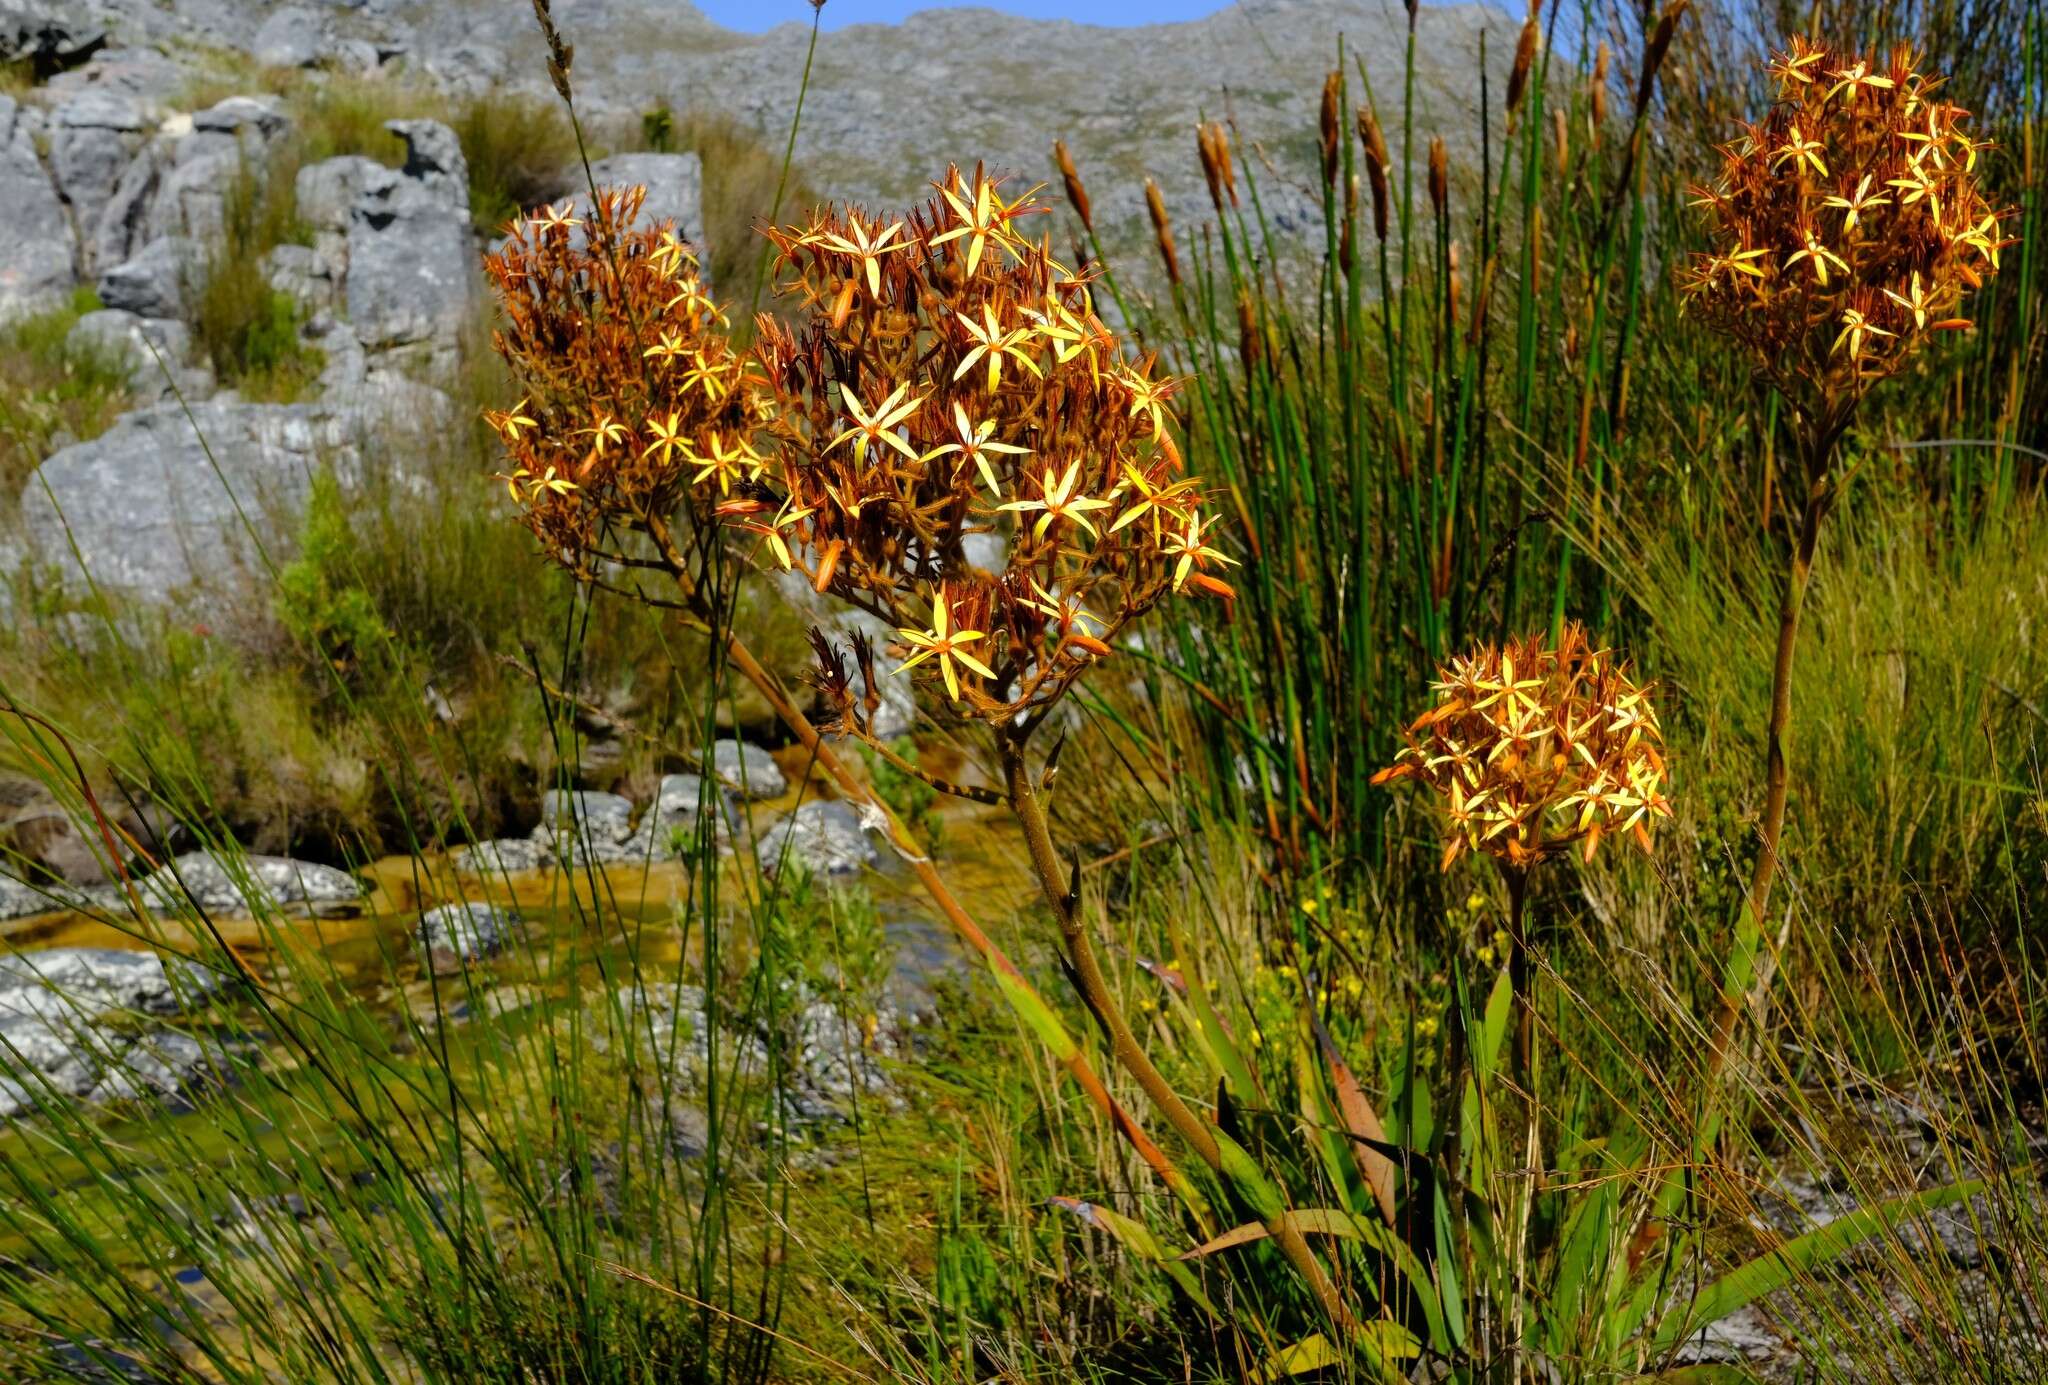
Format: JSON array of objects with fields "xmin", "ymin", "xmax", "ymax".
[
  {"xmin": 340, "ymin": 121, "xmax": 475, "ymax": 366},
  {"xmin": 294, "ymin": 151, "xmax": 381, "ymax": 278},
  {"xmin": 17, "ymin": 398, "xmax": 359, "ymax": 602},
  {"xmin": 755, "ymin": 800, "xmax": 875, "ymax": 878},
  {"xmin": 385, "ymin": 117, "xmax": 465, "ymax": 211},
  {"xmin": 48, "ymin": 88, "xmax": 149, "ymax": 239},
  {"xmin": 136, "ymin": 851, "xmax": 365, "ymax": 916},
  {"xmin": 252, "ymin": 6, "xmax": 322, "ymax": 69},
  {"xmin": 0, "ymin": 94, "xmax": 77, "ymax": 318},
  {"xmin": 556, "ymin": 151, "xmax": 704, "ymax": 248},
  {"xmin": 145, "ymin": 96, "xmax": 292, "ymax": 247}
]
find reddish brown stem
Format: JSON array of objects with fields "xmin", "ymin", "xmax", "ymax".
[
  {"xmin": 1708, "ymin": 458, "xmax": 1834, "ymax": 1076},
  {"xmin": 644, "ymin": 523, "xmax": 1185, "ymax": 1191}
]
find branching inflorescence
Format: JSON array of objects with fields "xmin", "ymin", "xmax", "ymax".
[
  {"xmin": 1681, "ymin": 37, "xmax": 2007, "ymax": 447},
  {"xmin": 484, "ymin": 169, "xmax": 1235, "ymax": 738},
  {"xmin": 752, "ymin": 165, "xmax": 1234, "ymax": 732},
  {"xmin": 1373, "ymin": 623, "xmax": 1672, "ymax": 872}
]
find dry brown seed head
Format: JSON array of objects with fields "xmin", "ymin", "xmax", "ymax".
[
  {"xmin": 1053, "ymin": 139, "xmax": 1093, "ymax": 233},
  {"xmin": 1427, "ymin": 137, "xmax": 1449, "ymax": 219},
  {"xmin": 1507, "ymin": 15, "xmax": 1538, "ymax": 117},
  {"xmin": 1636, "ymin": 0, "xmax": 1687, "ymax": 113},
  {"xmin": 1146, "ymin": 177, "xmax": 1181, "ymax": 286},
  {"xmin": 1320, "ymin": 71, "xmax": 1343, "ymax": 185}
]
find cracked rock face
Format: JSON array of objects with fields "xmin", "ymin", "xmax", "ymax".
[
  {"xmin": 17, "ymin": 399, "xmax": 363, "ymax": 602},
  {"xmin": 0, "ymin": 94, "xmax": 78, "ymax": 318}
]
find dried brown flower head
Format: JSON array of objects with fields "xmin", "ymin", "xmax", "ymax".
[
  {"xmin": 1681, "ymin": 39, "xmax": 2009, "ymax": 435},
  {"xmin": 482, "ymin": 186, "xmax": 767, "ymax": 573},
  {"xmin": 751, "ymin": 165, "xmax": 1234, "ymax": 730},
  {"xmin": 1372, "ymin": 624, "xmax": 1672, "ymax": 870}
]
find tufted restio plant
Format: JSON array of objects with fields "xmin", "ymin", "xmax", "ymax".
[{"xmin": 1679, "ymin": 38, "xmax": 2008, "ymax": 1075}]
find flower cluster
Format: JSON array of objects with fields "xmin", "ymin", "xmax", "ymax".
[
  {"xmin": 1372, "ymin": 625, "xmax": 1672, "ymax": 870},
  {"xmin": 751, "ymin": 165, "xmax": 1235, "ymax": 728},
  {"xmin": 482, "ymin": 185, "xmax": 768, "ymax": 571},
  {"xmin": 1681, "ymin": 39, "xmax": 2007, "ymax": 421}
]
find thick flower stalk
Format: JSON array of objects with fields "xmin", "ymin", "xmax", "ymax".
[
  {"xmin": 1679, "ymin": 39, "xmax": 2007, "ymax": 1072},
  {"xmin": 742, "ymin": 169, "xmax": 1368, "ymax": 1327}
]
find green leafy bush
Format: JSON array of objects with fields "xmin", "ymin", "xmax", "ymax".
[
  {"xmin": 0, "ymin": 286, "xmax": 130, "ymax": 502},
  {"xmin": 276, "ymin": 468, "xmax": 388, "ymax": 677}
]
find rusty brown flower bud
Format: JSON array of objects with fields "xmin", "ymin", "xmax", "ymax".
[
  {"xmin": 1319, "ymin": 71, "xmax": 1342, "ymax": 186},
  {"xmin": 1427, "ymin": 137, "xmax": 1449, "ymax": 219}
]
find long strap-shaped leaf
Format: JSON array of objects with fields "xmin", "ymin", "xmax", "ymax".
[
  {"xmin": 1644, "ymin": 1179, "xmax": 1985, "ymax": 1358},
  {"xmin": 1181, "ymin": 1206, "xmax": 1453, "ymax": 1354},
  {"xmin": 1046, "ymin": 1196, "xmax": 1219, "ymax": 1321}
]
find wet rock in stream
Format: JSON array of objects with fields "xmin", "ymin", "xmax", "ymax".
[
  {"xmin": 416, "ymin": 901, "xmax": 520, "ymax": 971},
  {"xmin": 0, "ymin": 946, "xmax": 237, "ymax": 1120}
]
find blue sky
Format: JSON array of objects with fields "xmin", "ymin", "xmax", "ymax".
[{"xmin": 696, "ymin": 0, "xmax": 1227, "ymax": 30}]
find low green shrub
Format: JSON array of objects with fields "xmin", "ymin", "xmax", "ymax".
[{"xmin": 0, "ymin": 286, "xmax": 130, "ymax": 503}]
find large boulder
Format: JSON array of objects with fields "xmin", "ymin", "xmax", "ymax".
[
  {"xmin": 534, "ymin": 788, "xmax": 640, "ymax": 863},
  {"xmin": 252, "ymin": 6, "xmax": 323, "ymax": 70},
  {"xmin": 711, "ymin": 739, "xmax": 785, "ymax": 799},
  {"xmin": 0, "ymin": 95, "xmax": 77, "ymax": 319},
  {"xmin": 417, "ymin": 901, "xmax": 518, "ymax": 971},
  {"xmin": 17, "ymin": 399, "xmax": 360, "ymax": 602}
]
